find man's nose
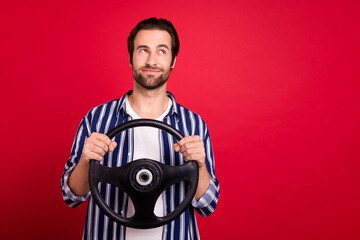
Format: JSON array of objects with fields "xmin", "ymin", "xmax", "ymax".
[{"xmin": 146, "ymin": 52, "xmax": 157, "ymax": 66}]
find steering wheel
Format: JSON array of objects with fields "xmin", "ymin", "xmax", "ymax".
[{"xmin": 89, "ymin": 119, "xmax": 199, "ymax": 229}]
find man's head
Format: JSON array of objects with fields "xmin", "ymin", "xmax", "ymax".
[
  {"xmin": 127, "ymin": 18, "xmax": 179, "ymax": 67},
  {"xmin": 128, "ymin": 18, "xmax": 180, "ymax": 90}
]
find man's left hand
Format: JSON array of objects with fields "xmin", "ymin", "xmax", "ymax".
[{"xmin": 173, "ymin": 135, "xmax": 206, "ymax": 169}]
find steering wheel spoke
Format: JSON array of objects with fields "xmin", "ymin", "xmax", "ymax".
[
  {"xmin": 161, "ymin": 161, "xmax": 198, "ymax": 189},
  {"xmin": 90, "ymin": 161, "xmax": 130, "ymax": 190}
]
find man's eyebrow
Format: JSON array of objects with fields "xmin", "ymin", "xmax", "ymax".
[
  {"xmin": 136, "ymin": 45, "xmax": 149, "ymax": 50},
  {"xmin": 136, "ymin": 44, "xmax": 170, "ymax": 50},
  {"xmin": 157, "ymin": 44, "xmax": 169, "ymax": 50}
]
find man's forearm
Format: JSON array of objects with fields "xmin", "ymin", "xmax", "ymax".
[
  {"xmin": 68, "ymin": 157, "xmax": 91, "ymax": 197},
  {"xmin": 194, "ymin": 165, "xmax": 210, "ymax": 200}
]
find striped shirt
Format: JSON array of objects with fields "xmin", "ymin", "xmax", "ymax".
[{"xmin": 61, "ymin": 91, "xmax": 220, "ymax": 240}]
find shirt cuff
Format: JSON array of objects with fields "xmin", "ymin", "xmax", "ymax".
[
  {"xmin": 62, "ymin": 170, "xmax": 90, "ymax": 203},
  {"xmin": 191, "ymin": 179, "xmax": 217, "ymax": 208}
]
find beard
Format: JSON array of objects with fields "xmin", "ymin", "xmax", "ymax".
[{"xmin": 132, "ymin": 64, "xmax": 171, "ymax": 90}]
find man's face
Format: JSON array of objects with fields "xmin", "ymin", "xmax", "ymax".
[{"xmin": 131, "ymin": 29, "xmax": 175, "ymax": 90}]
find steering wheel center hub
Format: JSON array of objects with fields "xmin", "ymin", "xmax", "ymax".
[
  {"xmin": 129, "ymin": 159, "xmax": 162, "ymax": 192},
  {"xmin": 137, "ymin": 169, "xmax": 152, "ymax": 185}
]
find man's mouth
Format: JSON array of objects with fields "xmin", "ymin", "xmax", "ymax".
[{"xmin": 142, "ymin": 68, "xmax": 162, "ymax": 74}]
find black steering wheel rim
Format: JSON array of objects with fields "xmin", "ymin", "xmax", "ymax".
[{"xmin": 89, "ymin": 119, "xmax": 199, "ymax": 229}]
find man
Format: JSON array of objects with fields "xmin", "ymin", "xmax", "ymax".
[{"xmin": 61, "ymin": 18, "xmax": 219, "ymax": 240}]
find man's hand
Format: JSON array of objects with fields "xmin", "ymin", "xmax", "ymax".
[
  {"xmin": 81, "ymin": 132, "xmax": 117, "ymax": 163},
  {"xmin": 173, "ymin": 135, "xmax": 210, "ymax": 200},
  {"xmin": 173, "ymin": 135, "xmax": 206, "ymax": 168},
  {"xmin": 69, "ymin": 132, "xmax": 117, "ymax": 196}
]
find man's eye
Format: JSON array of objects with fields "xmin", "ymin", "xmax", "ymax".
[
  {"xmin": 159, "ymin": 50, "xmax": 166, "ymax": 54},
  {"xmin": 140, "ymin": 49, "xmax": 147, "ymax": 53}
]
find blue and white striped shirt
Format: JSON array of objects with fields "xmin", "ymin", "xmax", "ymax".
[{"xmin": 61, "ymin": 91, "xmax": 220, "ymax": 240}]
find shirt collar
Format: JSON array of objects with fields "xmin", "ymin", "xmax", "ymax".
[{"xmin": 116, "ymin": 90, "xmax": 179, "ymax": 120}]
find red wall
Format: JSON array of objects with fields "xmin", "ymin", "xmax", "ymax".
[{"xmin": 1, "ymin": 0, "xmax": 359, "ymax": 239}]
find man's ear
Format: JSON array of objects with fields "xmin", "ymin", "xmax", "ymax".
[{"xmin": 171, "ymin": 57, "xmax": 176, "ymax": 69}]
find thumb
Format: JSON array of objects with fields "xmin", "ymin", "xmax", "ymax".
[
  {"xmin": 109, "ymin": 141, "xmax": 118, "ymax": 152},
  {"xmin": 173, "ymin": 143, "xmax": 180, "ymax": 152}
]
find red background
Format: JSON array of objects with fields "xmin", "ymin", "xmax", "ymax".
[{"xmin": 1, "ymin": 0, "xmax": 360, "ymax": 239}]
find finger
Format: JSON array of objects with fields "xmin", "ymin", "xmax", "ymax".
[
  {"xmin": 179, "ymin": 142, "xmax": 204, "ymax": 157},
  {"xmin": 109, "ymin": 141, "xmax": 117, "ymax": 152},
  {"xmin": 178, "ymin": 135, "xmax": 201, "ymax": 147},
  {"xmin": 90, "ymin": 140, "xmax": 109, "ymax": 153},
  {"xmin": 184, "ymin": 154, "xmax": 205, "ymax": 167},
  {"xmin": 94, "ymin": 133, "xmax": 112, "ymax": 146},
  {"xmin": 103, "ymin": 135, "xmax": 113, "ymax": 146},
  {"xmin": 83, "ymin": 148, "xmax": 104, "ymax": 161},
  {"xmin": 180, "ymin": 141, "xmax": 203, "ymax": 151},
  {"xmin": 87, "ymin": 143, "xmax": 107, "ymax": 156},
  {"xmin": 184, "ymin": 153, "xmax": 203, "ymax": 161},
  {"xmin": 180, "ymin": 147, "xmax": 204, "ymax": 159},
  {"xmin": 88, "ymin": 134, "xmax": 111, "ymax": 151},
  {"xmin": 173, "ymin": 143, "xmax": 180, "ymax": 152}
]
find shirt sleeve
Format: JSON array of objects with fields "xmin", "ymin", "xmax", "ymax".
[
  {"xmin": 191, "ymin": 122, "xmax": 220, "ymax": 217},
  {"xmin": 60, "ymin": 116, "xmax": 92, "ymax": 208}
]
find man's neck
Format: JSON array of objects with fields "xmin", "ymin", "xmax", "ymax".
[{"xmin": 128, "ymin": 83, "xmax": 169, "ymax": 119}]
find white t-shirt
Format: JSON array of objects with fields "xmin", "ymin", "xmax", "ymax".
[{"xmin": 125, "ymin": 97, "xmax": 172, "ymax": 239}]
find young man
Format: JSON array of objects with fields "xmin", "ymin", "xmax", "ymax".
[{"xmin": 61, "ymin": 18, "xmax": 219, "ymax": 240}]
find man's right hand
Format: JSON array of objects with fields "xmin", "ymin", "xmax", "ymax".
[
  {"xmin": 80, "ymin": 132, "xmax": 118, "ymax": 163},
  {"xmin": 69, "ymin": 132, "xmax": 117, "ymax": 196}
]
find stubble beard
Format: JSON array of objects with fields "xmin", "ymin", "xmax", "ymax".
[{"xmin": 132, "ymin": 65, "xmax": 171, "ymax": 90}]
